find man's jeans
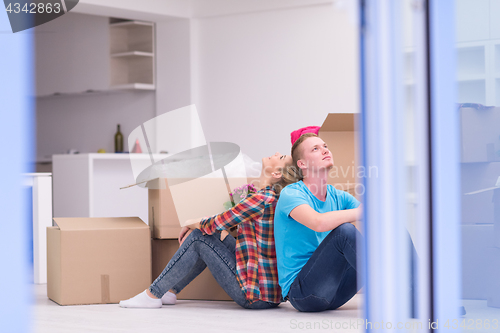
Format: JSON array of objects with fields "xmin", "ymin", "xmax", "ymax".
[
  {"xmin": 149, "ymin": 228, "xmax": 279, "ymax": 310},
  {"xmin": 287, "ymin": 223, "xmax": 418, "ymax": 313}
]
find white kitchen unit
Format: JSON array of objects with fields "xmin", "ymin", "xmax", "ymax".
[
  {"xmin": 23, "ymin": 173, "xmax": 53, "ymax": 284},
  {"xmin": 52, "ymin": 153, "xmax": 168, "ymax": 222}
]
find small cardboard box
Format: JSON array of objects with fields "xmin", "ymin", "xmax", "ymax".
[
  {"xmin": 47, "ymin": 217, "xmax": 151, "ymax": 305},
  {"xmin": 461, "ymin": 107, "xmax": 500, "ymax": 163},
  {"xmin": 152, "ymin": 239, "xmax": 232, "ymax": 301},
  {"xmin": 318, "ymin": 113, "xmax": 360, "ymax": 197},
  {"xmin": 148, "ymin": 177, "xmax": 258, "ymax": 239}
]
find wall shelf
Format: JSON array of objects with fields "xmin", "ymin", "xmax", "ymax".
[
  {"xmin": 455, "ymin": 39, "xmax": 500, "ymax": 106},
  {"xmin": 109, "ymin": 83, "xmax": 155, "ymax": 90},
  {"xmin": 110, "ymin": 19, "xmax": 155, "ymax": 90},
  {"xmin": 111, "ymin": 51, "xmax": 154, "ymax": 58}
]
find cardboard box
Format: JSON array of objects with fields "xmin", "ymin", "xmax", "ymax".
[
  {"xmin": 318, "ymin": 113, "xmax": 361, "ymax": 197},
  {"xmin": 461, "ymin": 107, "xmax": 500, "ymax": 163},
  {"xmin": 461, "ymin": 225, "xmax": 494, "ymax": 299},
  {"xmin": 152, "ymin": 239, "xmax": 232, "ymax": 301},
  {"xmin": 47, "ymin": 217, "xmax": 151, "ymax": 305},
  {"xmin": 148, "ymin": 177, "xmax": 258, "ymax": 239},
  {"xmin": 463, "ymin": 175, "xmax": 500, "ymax": 248}
]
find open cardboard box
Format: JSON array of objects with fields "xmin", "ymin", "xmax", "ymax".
[
  {"xmin": 318, "ymin": 113, "xmax": 360, "ymax": 197},
  {"xmin": 318, "ymin": 113, "xmax": 361, "ymax": 229},
  {"xmin": 148, "ymin": 177, "xmax": 259, "ymax": 239},
  {"xmin": 148, "ymin": 113, "xmax": 360, "ymax": 239},
  {"xmin": 464, "ymin": 177, "xmax": 500, "ymax": 248},
  {"xmin": 47, "ymin": 217, "xmax": 151, "ymax": 305}
]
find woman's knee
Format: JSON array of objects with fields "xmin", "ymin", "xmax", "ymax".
[
  {"xmin": 190, "ymin": 228, "xmax": 203, "ymax": 238},
  {"xmin": 182, "ymin": 228, "xmax": 204, "ymax": 245}
]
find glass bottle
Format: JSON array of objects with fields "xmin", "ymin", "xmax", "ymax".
[{"xmin": 114, "ymin": 124, "xmax": 123, "ymax": 153}]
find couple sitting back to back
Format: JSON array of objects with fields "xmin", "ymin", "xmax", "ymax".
[{"xmin": 120, "ymin": 128, "xmax": 362, "ymax": 312}]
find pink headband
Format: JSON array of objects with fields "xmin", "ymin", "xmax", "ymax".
[{"xmin": 290, "ymin": 126, "xmax": 320, "ymax": 145}]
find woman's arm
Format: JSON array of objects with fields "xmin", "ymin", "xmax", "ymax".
[
  {"xmin": 289, "ymin": 204, "xmax": 362, "ymax": 233},
  {"xmin": 184, "ymin": 219, "xmax": 202, "ymax": 229},
  {"xmin": 196, "ymin": 192, "xmax": 267, "ymax": 235}
]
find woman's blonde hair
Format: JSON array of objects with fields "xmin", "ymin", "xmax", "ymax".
[{"xmin": 273, "ymin": 163, "xmax": 302, "ymax": 194}]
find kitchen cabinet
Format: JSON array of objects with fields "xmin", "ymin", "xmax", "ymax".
[
  {"xmin": 35, "ymin": 12, "xmax": 109, "ymax": 97},
  {"xmin": 35, "ymin": 13, "xmax": 155, "ymax": 97}
]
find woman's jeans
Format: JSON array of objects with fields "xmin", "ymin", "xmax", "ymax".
[
  {"xmin": 287, "ymin": 223, "xmax": 418, "ymax": 313},
  {"xmin": 149, "ymin": 228, "xmax": 279, "ymax": 310}
]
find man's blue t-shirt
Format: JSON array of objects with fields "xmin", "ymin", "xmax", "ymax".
[{"xmin": 274, "ymin": 181, "xmax": 360, "ymax": 298}]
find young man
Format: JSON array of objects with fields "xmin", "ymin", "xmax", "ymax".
[{"xmin": 274, "ymin": 133, "xmax": 362, "ymax": 312}]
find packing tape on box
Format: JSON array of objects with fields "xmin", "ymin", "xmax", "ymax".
[{"xmin": 101, "ymin": 275, "xmax": 110, "ymax": 304}]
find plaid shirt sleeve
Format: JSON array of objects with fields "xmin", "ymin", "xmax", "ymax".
[{"xmin": 199, "ymin": 192, "xmax": 267, "ymax": 235}]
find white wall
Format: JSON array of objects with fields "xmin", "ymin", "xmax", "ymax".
[
  {"xmin": 156, "ymin": 20, "xmax": 192, "ymax": 115},
  {"xmin": 36, "ymin": 2, "xmax": 359, "ymax": 163},
  {"xmin": 191, "ymin": 3, "xmax": 359, "ymax": 161},
  {"xmin": 36, "ymin": 92, "xmax": 155, "ymax": 160}
]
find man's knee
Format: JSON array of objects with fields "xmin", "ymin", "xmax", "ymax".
[{"xmin": 337, "ymin": 222, "xmax": 356, "ymax": 238}]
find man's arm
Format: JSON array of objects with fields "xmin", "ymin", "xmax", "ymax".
[{"xmin": 289, "ymin": 204, "xmax": 362, "ymax": 233}]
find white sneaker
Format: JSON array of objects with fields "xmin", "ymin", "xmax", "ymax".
[
  {"xmin": 119, "ymin": 290, "xmax": 162, "ymax": 308},
  {"xmin": 161, "ymin": 291, "xmax": 177, "ymax": 305}
]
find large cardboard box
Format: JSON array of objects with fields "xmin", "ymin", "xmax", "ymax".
[
  {"xmin": 148, "ymin": 177, "xmax": 258, "ymax": 239},
  {"xmin": 47, "ymin": 217, "xmax": 151, "ymax": 305},
  {"xmin": 152, "ymin": 239, "xmax": 232, "ymax": 301},
  {"xmin": 318, "ymin": 113, "xmax": 360, "ymax": 197}
]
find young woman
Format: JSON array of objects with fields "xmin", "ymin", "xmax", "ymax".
[
  {"xmin": 120, "ymin": 152, "xmax": 294, "ymax": 309},
  {"xmin": 274, "ymin": 133, "xmax": 363, "ymax": 312}
]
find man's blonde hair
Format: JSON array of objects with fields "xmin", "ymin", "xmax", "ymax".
[{"xmin": 291, "ymin": 133, "xmax": 318, "ymax": 179}]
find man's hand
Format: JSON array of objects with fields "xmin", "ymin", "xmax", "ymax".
[
  {"xmin": 354, "ymin": 205, "xmax": 363, "ymax": 221},
  {"xmin": 178, "ymin": 226, "xmax": 193, "ymax": 245}
]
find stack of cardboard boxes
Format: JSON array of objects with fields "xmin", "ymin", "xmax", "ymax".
[{"xmin": 147, "ymin": 177, "xmax": 254, "ymax": 301}]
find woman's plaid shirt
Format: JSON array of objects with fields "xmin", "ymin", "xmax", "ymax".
[{"xmin": 199, "ymin": 186, "xmax": 281, "ymax": 304}]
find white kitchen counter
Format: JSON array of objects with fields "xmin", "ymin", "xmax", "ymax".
[{"xmin": 52, "ymin": 153, "xmax": 170, "ymax": 223}]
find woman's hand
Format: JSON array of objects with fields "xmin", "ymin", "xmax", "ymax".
[
  {"xmin": 220, "ymin": 230, "xmax": 229, "ymax": 241},
  {"xmin": 178, "ymin": 226, "xmax": 193, "ymax": 245}
]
